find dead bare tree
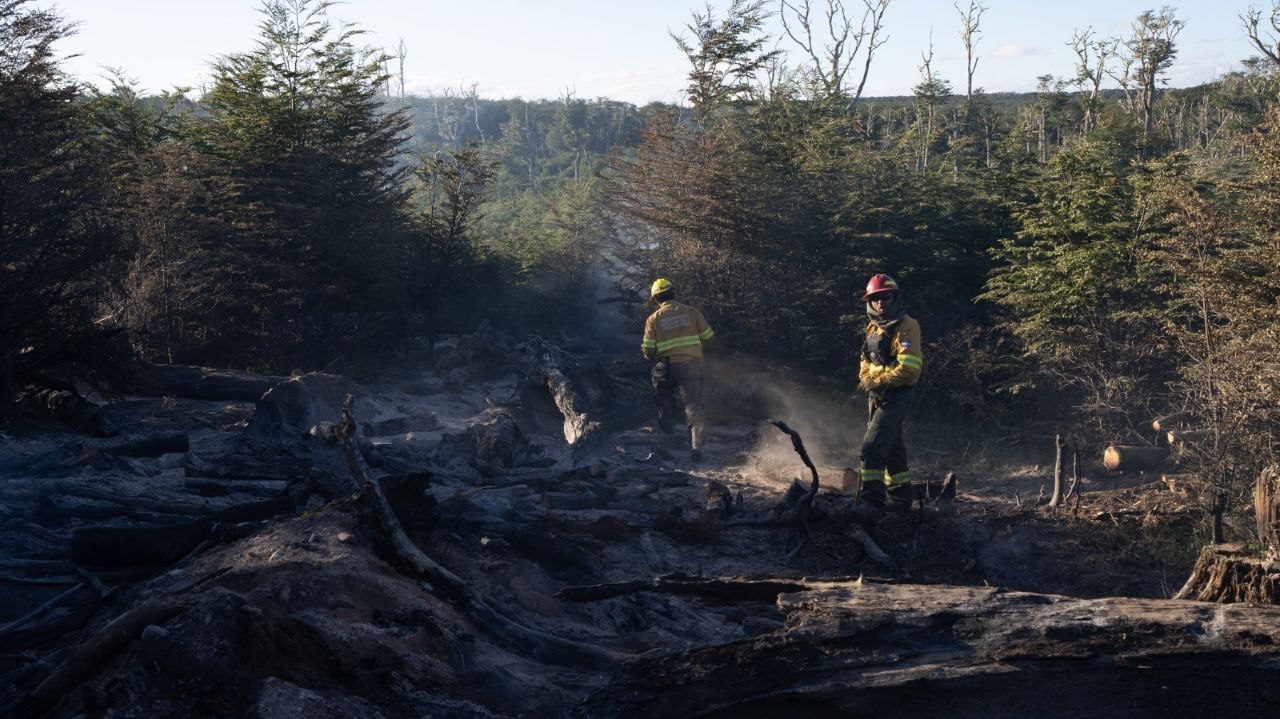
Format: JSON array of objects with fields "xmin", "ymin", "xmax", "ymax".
[
  {"xmin": 956, "ymin": 0, "xmax": 985, "ymax": 103},
  {"xmin": 1049, "ymin": 433, "xmax": 1066, "ymax": 508},
  {"xmin": 779, "ymin": 0, "xmax": 891, "ymax": 105},
  {"xmin": 1070, "ymin": 27, "xmax": 1118, "ymax": 135},
  {"xmin": 396, "ymin": 37, "xmax": 407, "ymax": 98},
  {"xmin": 1242, "ymin": 2, "xmax": 1280, "ymax": 66},
  {"xmin": 913, "ymin": 37, "xmax": 950, "ymax": 171}
]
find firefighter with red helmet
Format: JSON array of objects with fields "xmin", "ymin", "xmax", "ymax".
[
  {"xmin": 641, "ymin": 279, "xmax": 715, "ymax": 463},
  {"xmin": 853, "ymin": 273, "xmax": 923, "ymax": 521}
]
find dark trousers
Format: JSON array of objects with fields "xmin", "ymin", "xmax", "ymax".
[
  {"xmin": 652, "ymin": 358, "xmax": 705, "ymax": 450},
  {"xmin": 859, "ymin": 387, "xmax": 911, "ymax": 487}
]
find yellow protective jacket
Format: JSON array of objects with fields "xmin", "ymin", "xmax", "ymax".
[
  {"xmin": 859, "ymin": 315, "xmax": 923, "ymax": 390},
  {"xmin": 641, "ymin": 301, "xmax": 714, "ymax": 364}
]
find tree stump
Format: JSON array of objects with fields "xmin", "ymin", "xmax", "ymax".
[
  {"xmin": 1174, "ymin": 543, "xmax": 1280, "ymax": 604},
  {"xmin": 1256, "ymin": 465, "xmax": 1279, "ymax": 556}
]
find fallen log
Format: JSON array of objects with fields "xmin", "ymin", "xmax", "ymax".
[
  {"xmin": 16, "ymin": 601, "xmax": 185, "ymax": 718},
  {"xmin": 523, "ymin": 336, "xmax": 601, "ymax": 447},
  {"xmin": 0, "ymin": 560, "xmax": 78, "ymax": 575},
  {"xmin": 0, "ymin": 585, "xmax": 88, "ymax": 636},
  {"xmin": 18, "ymin": 387, "xmax": 115, "ymax": 437},
  {"xmin": 1174, "ymin": 543, "xmax": 1280, "ymax": 603},
  {"xmin": 1152, "ymin": 411, "xmax": 1195, "ymax": 433},
  {"xmin": 52, "ymin": 482, "xmax": 224, "ymax": 517},
  {"xmin": 68, "ymin": 485, "xmax": 312, "ymax": 566},
  {"xmin": 581, "ymin": 578, "xmax": 1280, "ymax": 717},
  {"xmin": 559, "ymin": 574, "xmax": 813, "ymax": 602},
  {"xmin": 42, "ymin": 498, "xmax": 185, "ymax": 525},
  {"xmin": 5, "ymin": 520, "xmax": 69, "ymax": 545},
  {"xmin": 183, "ymin": 477, "xmax": 289, "ymax": 498},
  {"xmin": 337, "ymin": 395, "xmax": 629, "ymax": 666},
  {"xmin": 101, "ymin": 433, "xmax": 189, "ymax": 458},
  {"xmin": 1103, "ymin": 445, "xmax": 1169, "ymax": 472},
  {"xmin": 1167, "ymin": 429, "xmax": 1211, "ymax": 447},
  {"xmin": 120, "ymin": 362, "xmax": 285, "ymax": 401}
]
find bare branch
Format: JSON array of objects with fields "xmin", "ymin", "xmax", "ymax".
[
  {"xmin": 956, "ymin": 0, "xmax": 986, "ymax": 101},
  {"xmin": 780, "ymin": 0, "xmax": 891, "ymax": 102},
  {"xmin": 1242, "ymin": 3, "xmax": 1280, "ymax": 66}
]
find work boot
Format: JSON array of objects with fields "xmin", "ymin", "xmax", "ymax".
[
  {"xmin": 885, "ymin": 483, "xmax": 915, "ymax": 512},
  {"xmin": 852, "ymin": 481, "xmax": 886, "ymax": 524}
]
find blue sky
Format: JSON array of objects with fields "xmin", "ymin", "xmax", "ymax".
[{"xmin": 43, "ymin": 1, "xmax": 1269, "ymax": 103}]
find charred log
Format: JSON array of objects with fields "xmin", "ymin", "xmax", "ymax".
[
  {"xmin": 559, "ymin": 574, "xmax": 814, "ymax": 602},
  {"xmin": 769, "ymin": 421, "xmax": 819, "ymax": 562},
  {"xmin": 581, "ymin": 579, "xmax": 1280, "ymax": 717},
  {"xmin": 16, "ymin": 386, "xmax": 115, "ymax": 437},
  {"xmin": 68, "ymin": 484, "xmax": 312, "ymax": 566},
  {"xmin": 13, "ymin": 602, "xmax": 185, "ymax": 718},
  {"xmin": 522, "ymin": 336, "xmax": 602, "ymax": 447},
  {"xmin": 337, "ymin": 395, "xmax": 628, "ymax": 666},
  {"xmin": 119, "ymin": 362, "xmax": 285, "ymax": 401}
]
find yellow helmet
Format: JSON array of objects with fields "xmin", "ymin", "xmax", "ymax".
[{"xmin": 650, "ymin": 278, "xmax": 673, "ymax": 298}]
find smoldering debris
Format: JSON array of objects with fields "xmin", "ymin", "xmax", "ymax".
[{"xmin": 0, "ymin": 326, "xmax": 1264, "ymax": 718}]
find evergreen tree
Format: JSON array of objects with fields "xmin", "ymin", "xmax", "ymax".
[
  {"xmin": 0, "ymin": 0, "xmax": 113, "ymax": 397},
  {"xmin": 189, "ymin": 0, "xmax": 410, "ymax": 366},
  {"xmin": 980, "ymin": 133, "xmax": 1174, "ymax": 437}
]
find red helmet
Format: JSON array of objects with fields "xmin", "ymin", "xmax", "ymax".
[{"xmin": 862, "ymin": 273, "xmax": 900, "ymax": 302}]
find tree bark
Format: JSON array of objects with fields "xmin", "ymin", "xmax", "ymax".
[
  {"xmin": 582, "ymin": 578, "xmax": 1280, "ymax": 716},
  {"xmin": 1049, "ymin": 434, "xmax": 1066, "ymax": 507},
  {"xmin": 120, "ymin": 362, "xmax": 286, "ymax": 401},
  {"xmin": 1256, "ymin": 465, "xmax": 1279, "ymax": 554},
  {"xmin": 1103, "ymin": 445, "xmax": 1169, "ymax": 472},
  {"xmin": 1174, "ymin": 543, "xmax": 1280, "ymax": 603}
]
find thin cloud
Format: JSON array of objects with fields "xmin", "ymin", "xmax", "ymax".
[{"xmin": 991, "ymin": 44, "xmax": 1049, "ymax": 59}]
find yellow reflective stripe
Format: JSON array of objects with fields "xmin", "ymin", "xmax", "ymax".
[
  {"xmin": 868, "ymin": 364, "xmax": 888, "ymax": 375},
  {"xmin": 699, "ymin": 327, "xmax": 715, "ymax": 340},
  {"xmin": 897, "ymin": 354, "xmax": 922, "ymax": 369},
  {"xmin": 860, "ymin": 468, "xmax": 886, "ymax": 483},
  {"xmin": 640, "ymin": 339, "xmax": 657, "ymax": 349},
  {"xmin": 888, "ymin": 471, "xmax": 912, "ymax": 487},
  {"xmin": 655, "ymin": 335, "xmax": 701, "ymax": 353}
]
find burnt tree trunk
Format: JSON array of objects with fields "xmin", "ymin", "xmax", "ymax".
[
  {"xmin": 1255, "ymin": 465, "xmax": 1279, "ymax": 553},
  {"xmin": 522, "ymin": 336, "xmax": 601, "ymax": 446},
  {"xmin": 1174, "ymin": 543, "xmax": 1280, "ymax": 604},
  {"xmin": 1049, "ymin": 434, "xmax": 1066, "ymax": 507}
]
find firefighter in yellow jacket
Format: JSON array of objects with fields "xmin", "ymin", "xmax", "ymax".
[
  {"xmin": 853, "ymin": 273, "xmax": 923, "ymax": 521},
  {"xmin": 641, "ymin": 279, "xmax": 715, "ymax": 463}
]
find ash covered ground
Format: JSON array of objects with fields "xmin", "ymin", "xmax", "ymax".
[{"xmin": 1, "ymin": 327, "xmax": 1276, "ymax": 718}]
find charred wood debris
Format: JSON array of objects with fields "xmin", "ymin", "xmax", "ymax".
[{"xmin": 1, "ymin": 326, "xmax": 1279, "ymax": 717}]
